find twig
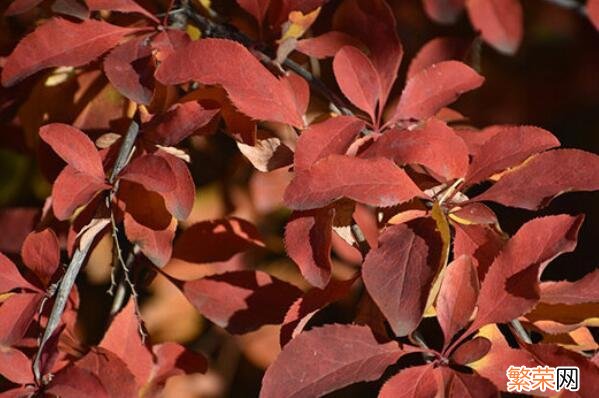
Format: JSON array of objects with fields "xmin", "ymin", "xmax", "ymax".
[
  {"xmin": 350, "ymin": 223, "xmax": 370, "ymax": 257},
  {"xmin": 510, "ymin": 319, "xmax": 533, "ymax": 344},
  {"xmin": 32, "ymin": 120, "xmax": 141, "ymax": 384}
]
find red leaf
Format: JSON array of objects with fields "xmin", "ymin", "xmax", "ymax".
[
  {"xmin": 177, "ymin": 270, "xmax": 302, "ymax": 334},
  {"xmin": 294, "ymin": 116, "xmax": 364, "ymax": 172},
  {"xmin": 100, "ymin": 300, "xmax": 153, "ymax": 387},
  {"xmin": 0, "ymin": 208, "xmax": 38, "ymax": 254},
  {"xmin": 452, "ymin": 223, "xmax": 505, "ymax": 280},
  {"xmin": 437, "ymin": 255, "xmax": 479, "ymax": 345},
  {"xmin": 333, "ymin": 0, "xmax": 403, "ymax": 105},
  {"xmin": 390, "ymin": 61, "xmax": 484, "ymax": 123},
  {"xmin": 407, "ymin": 36, "xmax": 470, "ymax": 79},
  {"xmin": 151, "ymin": 30, "xmax": 191, "ymax": 62},
  {"xmin": 280, "ymin": 276, "xmax": 356, "ymax": 346},
  {"xmin": 2, "ymin": 18, "xmax": 134, "ymax": 87},
  {"xmin": 284, "ymin": 209, "xmax": 334, "ymax": 289},
  {"xmin": 261, "ymin": 324, "xmax": 407, "ymax": 398},
  {"xmin": 422, "ymin": 0, "xmax": 465, "ymax": 24},
  {"xmin": 589, "ymin": 0, "xmax": 599, "ymax": 30},
  {"xmin": 0, "ymin": 346, "xmax": 32, "ymax": 385},
  {"xmin": 450, "ymin": 203, "xmax": 498, "ymax": 225},
  {"xmin": 52, "ymin": 0, "xmax": 89, "ymax": 20},
  {"xmin": 0, "ymin": 252, "xmax": 38, "ymax": 292},
  {"xmin": 104, "ymin": 35, "xmax": 154, "ymax": 105},
  {"xmin": 379, "ymin": 364, "xmax": 438, "ymax": 398},
  {"xmin": 524, "ymin": 343, "xmax": 599, "ymax": 397},
  {"xmin": 120, "ymin": 154, "xmax": 176, "ymax": 193},
  {"xmin": 333, "ymin": 46, "xmax": 380, "ymax": 122},
  {"xmin": 284, "ymin": 155, "xmax": 424, "ymax": 211},
  {"xmin": 360, "ymin": 118, "xmax": 469, "ymax": 181},
  {"xmin": 436, "ymin": 366, "xmax": 498, "ymax": 397},
  {"xmin": 86, "ymin": 0, "xmax": 159, "ymax": 23},
  {"xmin": 45, "ymin": 365, "xmax": 110, "ymax": 398},
  {"xmin": 465, "ymin": 0, "xmax": 523, "ymax": 55},
  {"xmin": 237, "ymin": 0, "xmax": 270, "ymax": 25},
  {"xmin": 155, "ymin": 153, "xmax": 195, "ymax": 221},
  {"xmin": 76, "ymin": 348, "xmax": 138, "ymax": 398},
  {"xmin": 4, "ymin": 0, "xmax": 44, "ymax": 16},
  {"xmin": 540, "ymin": 269, "xmax": 599, "ymax": 305},
  {"xmin": 155, "ymin": 38, "xmax": 305, "ymax": 127},
  {"xmin": 237, "ymin": 132, "xmax": 294, "ymax": 172},
  {"xmin": 470, "ymin": 215, "xmax": 584, "ymax": 332},
  {"xmin": 124, "ymin": 212, "xmax": 175, "ymax": 267},
  {"xmin": 465, "ymin": 125, "xmax": 560, "ymax": 185},
  {"xmin": 40, "ymin": 123, "xmax": 105, "ymax": 180},
  {"xmin": 173, "ymin": 218, "xmax": 265, "ymax": 263},
  {"xmin": 473, "ymin": 149, "xmax": 599, "ymax": 210},
  {"xmin": 144, "ymin": 343, "xmax": 207, "ymax": 395},
  {"xmin": 363, "ymin": 219, "xmax": 443, "ymax": 336},
  {"xmin": 449, "ymin": 336, "xmax": 491, "ymax": 365},
  {"xmin": 21, "ymin": 229, "xmax": 60, "ymax": 287},
  {"xmin": 143, "ymin": 102, "xmax": 219, "ymax": 146},
  {"xmin": 52, "ymin": 166, "xmax": 108, "ymax": 221},
  {"xmin": 0, "ymin": 292, "xmax": 43, "ymax": 345},
  {"xmin": 296, "ymin": 31, "xmax": 362, "ymax": 58}
]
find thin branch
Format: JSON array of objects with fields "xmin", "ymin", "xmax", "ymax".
[
  {"xmin": 510, "ymin": 319, "xmax": 533, "ymax": 344},
  {"xmin": 33, "ymin": 120, "xmax": 141, "ymax": 384},
  {"xmin": 350, "ymin": 222, "xmax": 370, "ymax": 257}
]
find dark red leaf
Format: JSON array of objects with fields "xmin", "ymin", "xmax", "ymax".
[
  {"xmin": 104, "ymin": 35, "xmax": 154, "ymax": 105},
  {"xmin": 452, "ymin": 223, "xmax": 505, "ymax": 280},
  {"xmin": 470, "ymin": 215, "xmax": 583, "ymax": 332},
  {"xmin": 155, "ymin": 38, "xmax": 305, "ymax": 127},
  {"xmin": 0, "ymin": 292, "xmax": 43, "ymax": 345},
  {"xmin": 177, "ymin": 270, "xmax": 302, "ymax": 334},
  {"xmin": 333, "ymin": 46, "xmax": 380, "ymax": 121},
  {"xmin": 296, "ymin": 31, "xmax": 362, "ymax": 58},
  {"xmin": 524, "ymin": 343, "xmax": 599, "ymax": 397},
  {"xmin": 173, "ymin": 218, "xmax": 265, "ymax": 263},
  {"xmin": 0, "ymin": 208, "xmax": 38, "ymax": 254},
  {"xmin": 379, "ymin": 364, "xmax": 437, "ymax": 398},
  {"xmin": 465, "ymin": 125, "xmax": 560, "ymax": 185},
  {"xmin": 436, "ymin": 366, "xmax": 498, "ymax": 397},
  {"xmin": 52, "ymin": 165, "xmax": 108, "ymax": 221},
  {"xmin": 407, "ymin": 36, "xmax": 470, "ymax": 79},
  {"xmin": 77, "ymin": 348, "xmax": 138, "ymax": 398},
  {"xmin": 151, "ymin": 30, "xmax": 191, "ymax": 62},
  {"xmin": 589, "ymin": 0, "xmax": 599, "ymax": 30},
  {"xmin": 21, "ymin": 229, "xmax": 60, "ymax": 287},
  {"xmin": 52, "ymin": 0, "xmax": 89, "ymax": 19},
  {"xmin": 143, "ymin": 101, "xmax": 219, "ymax": 146},
  {"xmin": 294, "ymin": 116, "xmax": 364, "ymax": 172},
  {"xmin": 86, "ymin": 0, "xmax": 159, "ymax": 23},
  {"xmin": 40, "ymin": 123, "xmax": 105, "ymax": 180},
  {"xmin": 4, "ymin": 0, "xmax": 44, "ymax": 16},
  {"xmin": 284, "ymin": 155, "xmax": 424, "ymax": 211},
  {"xmin": 450, "ymin": 336, "xmax": 491, "ymax": 365},
  {"xmin": 0, "ymin": 346, "xmax": 32, "ymax": 385},
  {"xmin": 2, "ymin": 18, "xmax": 134, "ymax": 87},
  {"xmin": 46, "ymin": 365, "xmax": 110, "ymax": 398},
  {"xmin": 465, "ymin": 0, "xmax": 523, "ymax": 55},
  {"xmin": 422, "ymin": 0, "xmax": 465, "ymax": 24},
  {"xmin": 390, "ymin": 61, "xmax": 484, "ymax": 123},
  {"xmin": 237, "ymin": 0, "xmax": 270, "ymax": 25},
  {"xmin": 0, "ymin": 252, "xmax": 38, "ymax": 292},
  {"xmin": 100, "ymin": 300, "xmax": 153, "ymax": 387},
  {"xmin": 262, "ymin": 324, "xmax": 408, "ymax": 398},
  {"xmin": 360, "ymin": 118, "xmax": 469, "ymax": 181},
  {"xmin": 284, "ymin": 209, "xmax": 334, "ymax": 289},
  {"xmin": 333, "ymin": 0, "xmax": 403, "ymax": 105},
  {"xmin": 363, "ymin": 219, "xmax": 443, "ymax": 336},
  {"xmin": 474, "ymin": 149, "xmax": 599, "ymax": 210},
  {"xmin": 280, "ymin": 276, "xmax": 356, "ymax": 346},
  {"xmin": 437, "ymin": 255, "xmax": 479, "ymax": 345},
  {"xmin": 155, "ymin": 152, "xmax": 195, "ymax": 221},
  {"xmin": 120, "ymin": 154, "xmax": 177, "ymax": 193},
  {"xmin": 124, "ymin": 212, "xmax": 175, "ymax": 267},
  {"xmin": 540, "ymin": 269, "xmax": 599, "ymax": 305}
]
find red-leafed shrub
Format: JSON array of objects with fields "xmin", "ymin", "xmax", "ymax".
[{"xmin": 1, "ymin": 0, "xmax": 598, "ymax": 397}]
